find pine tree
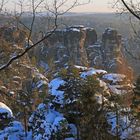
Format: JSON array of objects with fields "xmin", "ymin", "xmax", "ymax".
[{"xmin": 58, "ymin": 68, "xmax": 114, "ymax": 140}]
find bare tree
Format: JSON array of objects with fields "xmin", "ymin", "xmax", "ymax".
[
  {"xmin": 113, "ymin": 0, "xmax": 140, "ymax": 61},
  {"xmin": 0, "ymin": 0, "xmax": 91, "ymax": 71},
  {"xmin": 121, "ymin": 0, "xmax": 140, "ymax": 20},
  {"xmin": 13, "ymin": 0, "xmax": 29, "ymax": 30},
  {"xmin": 0, "ymin": 0, "xmax": 8, "ymax": 13}
]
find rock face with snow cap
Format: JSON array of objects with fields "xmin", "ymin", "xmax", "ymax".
[
  {"xmin": 35, "ymin": 25, "xmax": 97, "ymax": 70},
  {"xmin": 36, "ymin": 26, "xmax": 133, "ymax": 78},
  {"xmin": 86, "ymin": 27, "xmax": 133, "ymax": 79},
  {"xmin": 101, "ymin": 28, "xmax": 132, "ymax": 76},
  {"xmin": 102, "ymin": 73, "xmax": 132, "ymax": 96}
]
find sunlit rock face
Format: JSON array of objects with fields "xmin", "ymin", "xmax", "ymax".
[
  {"xmin": 87, "ymin": 27, "xmax": 133, "ymax": 79},
  {"xmin": 34, "ymin": 26, "xmax": 133, "ymax": 79},
  {"xmin": 101, "ymin": 28, "xmax": 133, "ymax": 78},
  {"xmin": 35, "ymin": 25, "xmax": 97, "ymax": 69},
  {"xmin": 102, "ymin": 28, "xmax": 122, "ymax": 71}
]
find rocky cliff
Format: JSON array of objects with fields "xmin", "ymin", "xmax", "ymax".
[
  {"xmin": 34, "ymin": 26, "xmax": 133, "ymax": 78},
  {"xmin": 34, "ymin": 25, "xmax": 97, "ymax": 70},
  {"xmin": 87, "ymin": 27, "xmax": 133, "ymax": 78}
]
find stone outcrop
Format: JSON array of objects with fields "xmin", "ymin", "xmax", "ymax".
[
  {"xmin": 34, "ymin": 25, "xmax": 97, "ymax": 69},
  {"xmin": 87, "ymin": 28, "xmax": 133, "ymax": 79},
  {"xmin": 102, "ymin": 28, "xmax": 124, "ymax": 71},
  {"xmin": 33, "ymin": 26, "xmax": 133, "ymax": 78}
]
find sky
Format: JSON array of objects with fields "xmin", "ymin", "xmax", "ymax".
[
  {"xmin": 6, "ymin": 0, "xmax": 115, "ymax": 13},
  {"xmin": 72, "ymin": 0, "xmax": 115, "ymax": 13}
]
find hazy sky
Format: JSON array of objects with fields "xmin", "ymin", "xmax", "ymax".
[
  {"xmin": 72, "ymin": 0, "xmax": 115, "ymax": 13},
  {"xmin": 7, "ymin": 0, "xmax": 115, "ymax": 13}
]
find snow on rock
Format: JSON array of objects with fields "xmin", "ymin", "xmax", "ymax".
[
  {"xmin": 102, "ymin": 73, "xmax": 126, "ymax": 84},
  {"xmin": 70, "ymin": 28, "xmax": 80, "ymax": 32},
  {"xmin": 74, "ymin": 65, "xmax": 88, "ymax": 71},
  {"xmin": 68, "ymin": 25, "xmax": 84, "ymax": 32},
  {"xmin": 81, "ymin": 68, "xmax": 107, "ymax": 78},
  {"xmin": 69, "ymin": 25, "xmax": 84, "ymax": 28},
  {"xmin": 31, "ymin": 68, "xmax": 48, "ymax": 92},
  {"xmin": 0, "ymin": 102, "xmax": 13, "ymax": 118},
  {"xmin": 108, "ymin": 85, "xmax": 127, "ymax": 95},
  {"xmin": 74, "ymin": 65, "xmax": 107, "ymax": 75},
  {"xmin": 94, "ymin": 69, "xmax": 107, "ymax": 75},
  {"xmin": 36, "ymin": 80, "xmax": 48, "ymax": 89},
  {"xmin": 49, "ymin": 78, "xmax": 65, "ymax": 104},
  {"xmin": 80, "ymin": 69, "xmax": 96, "ymax": 78},
  {"xmin": 102, "ymin": 73, "xmax": 132, "ymax": 95}
]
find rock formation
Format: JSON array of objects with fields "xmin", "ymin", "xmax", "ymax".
[
  {"xmin": 34, "ymin": 26, "xmax": 133, "ymax": 79},
  {"xmin": 86, "ymin": 27, "xmax": 133, "ymax": 79},
  {"xmin": 34, "ymin": 25, "xmax": 97, "ymax": 70}
]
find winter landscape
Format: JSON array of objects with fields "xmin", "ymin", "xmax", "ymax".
[{"xmin": 0, "ymin": 0, "xmax": 140, "ymax": 140}]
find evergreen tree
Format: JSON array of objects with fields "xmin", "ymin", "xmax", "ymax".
[{"xmin": 58, "ymin": 68, "xmax": 114, "ymax": 140}]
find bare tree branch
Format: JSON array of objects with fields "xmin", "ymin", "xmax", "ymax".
[
  {"xmin": 0, "ymin": 0, "xmax": 91, "ymax": 71},
  {"xmin": 0, "ymin": 28, "xmax": 57, "ymax": 71},
  {"xmin": 0, "ymin": 0, "xmax": 8, "ymax": 13},
  {"xmin": 13, "ymin": 0, "xmax": 25, "ymax": 29},
  {"xmin": 45, "ymin": 0, "xmax": 91, "ymax": 16},
  {"xmin": 18, "ymin": 20, "xmax": 31, "ymax": 31},
  {"xmin": 121, "ymin": 0, "xmax": 140, "ymax": 20},
  {"xmin": 124, "ymin": 45, "xmax": 139, "ymax": 60},
  {"xmin": 129, "ymin": 16, "xmax": 139, "ymax": 36},
  {"xmin": 27, "ymin": 0, "xmax": 44, "ymax": 44}
]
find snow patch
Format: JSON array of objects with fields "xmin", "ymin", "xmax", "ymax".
[
  {"xmin": 81, "ymin": 68, "xmax": 107, "ymax": 78},
  {"xmin": 103, "ymin": 73, "xmax": 126, "ymax": 84},
  {"xmin": 49, "ymin": 78, "xmax": 65, "ymax": 104},
  {"xmin": 0, "ymin": 102, "xmax": 13, "ymax": 118}
]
